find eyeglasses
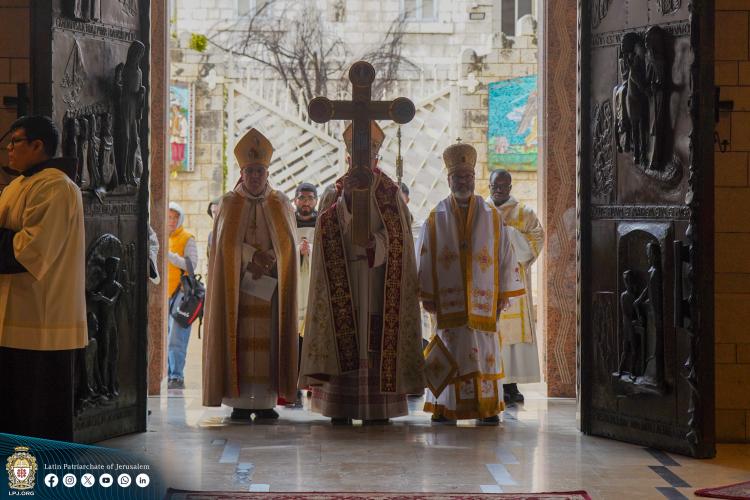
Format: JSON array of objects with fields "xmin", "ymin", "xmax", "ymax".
[{"xmin": 6, "ymin": 136, "xmax": 31, "ymax": 150}]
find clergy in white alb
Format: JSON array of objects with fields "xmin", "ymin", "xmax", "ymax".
[
  {"xmin": 299, "ymin": 122, "xmax": 425, "ymax": 424},
  {"xmin": 488, "ymin": 169, "xmax": 544, "ymax": 403},
  {"xmin": 202, "ymin": 128, "xmax": 298, "ymax": 421},
  {"xmin": 0, "ymin": 116, "xmax": 87, "ymax": 440},
  {"xmin": 418, "ymin": 142, "xmax": 525, "ymax": 424}
]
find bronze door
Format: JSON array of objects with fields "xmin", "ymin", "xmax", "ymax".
[
  {"xmin": 31, "ymin": 0, "xmax": 151, "ymax": 443},
  {"xmin": 579, "ymin": 1, "xmax": 715, "ymax": 457}
]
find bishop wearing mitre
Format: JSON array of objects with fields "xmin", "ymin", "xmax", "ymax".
[
  {"xmin": 203, "ymin": 128, "xmax": 298, "ymax": 421},
  {"xmin": 299, "ymin": 122, "xmax": 425, "ymax": 424},
  {"xmin": 417, "ymin": 142, "xmax": 525, "ymax": 425}
]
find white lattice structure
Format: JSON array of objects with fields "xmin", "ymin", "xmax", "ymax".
[
  {"xmin": 228, "ymin": 83, "xmax": 344, "ymax": 196},
  {"xmin": 229, "ymin": 74, "xmax": 454, "ymax": 224}
]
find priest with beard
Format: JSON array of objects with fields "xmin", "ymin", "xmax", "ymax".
[
  {"xmin": 288, "ymin": 182, "xmax": 318, "ymax": 407},
  {"xmin": 417, "ymin": 141, "xmax": 524, "ymax": 425},
  {"xmin": 299, "ymin": 122, "xmax": 425, "ymax": 425}
]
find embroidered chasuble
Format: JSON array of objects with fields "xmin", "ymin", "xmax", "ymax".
[
  {"xmin": 417, "ymin": 195, "xmax": 524, "ymax": 420},
  {"xmin": 487, "ymin": 195, "xmax": 544, "ymax": 384},
  {"xmin": 299, "ymin": 170, "xmax": 424, "ymax": 420},
  {"xmin": 202, "ymin": 185, "xmax": 298, "ymax": 407}
]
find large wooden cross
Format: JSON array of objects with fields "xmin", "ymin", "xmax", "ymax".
[{"xmin": 308, "ymin": 61, "xmax": 415, "ymax": 246}]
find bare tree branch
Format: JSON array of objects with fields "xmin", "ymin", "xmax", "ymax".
[{"xmin": 206, "ymin": 0, "xmax": 414, "ymax": 105}]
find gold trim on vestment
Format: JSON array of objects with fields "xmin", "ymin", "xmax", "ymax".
[
  {"xmin": 221, "ymin": 197, "xmax": 243, "ymax": 396},
  {"xmin": 423, "ymin": 399, "xmax": 505, "ymax": 420},
  {"xmin": 264, "ymin": 192, "xmax": 299, "ymax": 398},
  {"xmin": 319, "ymin": 203, "xmax": 359, "ymax": 373},
  {"xmin": 373, "ymin": 175, "xmax": 405, "ymax": 393}
]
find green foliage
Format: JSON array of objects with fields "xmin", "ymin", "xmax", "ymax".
[{"xmin": 189, "ymin": 33, "xmax": 208, "ymax": 53}]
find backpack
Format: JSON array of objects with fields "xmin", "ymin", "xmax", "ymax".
[{"xmin": 170, "ymin": 256, "xmax": 205, "ymax": 330}]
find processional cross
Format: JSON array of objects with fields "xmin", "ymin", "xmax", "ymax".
[{"xmin": 308, "ymin": 61, "xmax": 415, "ymax": 246}]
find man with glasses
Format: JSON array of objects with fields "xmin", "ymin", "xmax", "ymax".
[
  {"xmin": 488, "ymin": 169, "xmax": 544, "ymax": 406},
  {"xmin": 203, "ymin": 128, "xmax": 299, "ymax": 422},
  {"xmin": 417, "ymin": 141, "xmax": 524, "ymax": 425},
  {"xmin": 0, "ymin": 115, "xmax": 87, "ymax": 439}
]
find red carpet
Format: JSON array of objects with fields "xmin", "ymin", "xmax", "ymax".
[
  {"xmin": 696, "ymin": 481, "xmax": 750, "ymax": 499},
  {"xmin": 165, "ymin": 490, "xmax": 592, "ymax": 500}
]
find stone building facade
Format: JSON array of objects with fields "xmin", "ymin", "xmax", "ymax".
[{"xmin": 169, "ymin": 0, "xmax": 540, "ymax": 272}]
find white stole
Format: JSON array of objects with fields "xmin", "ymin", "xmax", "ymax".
[{"xmin": 423, "ymin": 196, "xmax": 502, "ymax": 333}]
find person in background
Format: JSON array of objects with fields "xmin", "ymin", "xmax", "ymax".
[
  {"xmin": 290, "ymin": 182, "xmax": 318, "ymax": 407},
  {"xmin": 206, "ymin": 198, "xmax": 220, "ymax": 259},
  {"xmin": 167, "ymin": 201, "xmax": 198, "ymax": 390}
]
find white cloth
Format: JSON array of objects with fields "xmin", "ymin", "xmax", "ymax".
[
  {"xmin": 417, "ymin": 195, "xmax": 525, "ymax": 419},
  {"xmin": 416, "ymin": 195, "xmax": 524, "ymax": 332},
  {"xmin": 296, "ymin": 225, "xmax": 315, "ymax": 333},
  {"xmin": 487, "ymin": 196, "xmax": 544, "ymax": 384}
]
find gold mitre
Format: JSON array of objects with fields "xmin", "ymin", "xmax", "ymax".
[
  {"xmin": 234, "ymin": 128, "xmax": 273, "ymax": 168},
  {"xmin": 343, "ymin": 122, "xmax": 385, "ymax": 155},
  {"xmin": 443, "ymin": 142, "xmax": 477, "ymax": 174}
]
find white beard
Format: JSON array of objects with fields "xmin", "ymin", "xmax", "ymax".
[{"xmin": 451, "ymin": 190, "xmax": 472, "ymax": 201}]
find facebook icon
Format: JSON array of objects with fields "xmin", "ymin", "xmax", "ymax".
[{"xmin": 44, "ymin": 473, "xmax": 59, "ymax": 487}]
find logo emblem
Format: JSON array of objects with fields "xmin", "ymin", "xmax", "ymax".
[
  {"xmin": 99, "ymin": 473, "xmax": 113, "ymax": 487},
  {"xmin": 81, "ymin": 473, "xmax": 96, "ymax": 487},
  {"xmin": 6, "ymin": 446, "xmax": 38, "ymax": 491},
  {"xmin": 135, "ymin": 473, "xmax": 150, "ymax": 488},
  {"xmin": 44, "ymin": 473, "xmax": 58, "ymax": 487},
  {"xmin": 63, "ymin": 473, "xmax": 77, "ymax": 487}
]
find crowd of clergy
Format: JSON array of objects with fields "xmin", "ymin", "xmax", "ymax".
[
  {"xmin": 0, "ymin": 115, "xmax": 545, "ymax": 433},
  {"xmin": 204, "ymin": 122, "xmax": 545, "ymax": 426}
]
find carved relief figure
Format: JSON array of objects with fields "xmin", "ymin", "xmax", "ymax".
[
  {"xmin": 621, "ymin": 32, "xmax": 649, "ymax": 168},
  {"xmin": 592, "ymin": 101, "xmax": 615, "ymax": 198},
  {"xmin": 77, "ymin": 116, "xmax": 90, "ymax": 189},
  {"xmin": 592, "ymin": 0, "xmax": 613, "ymax": 28},
  {"xmin": 613, "ymin": 56, "xmax": 631, "ymax": 153},
  {"xmin": 91, "ymin": 256, "xmax": 124, "ymax": 398},
  {"xmin": 645, "ymin": 26, "xmax": 668, "ymax": 171},
  {"xmin": 63, "ymin": 116, "xmax": 79, "ymax": 168},
  {"xmin": 114, "ymin": 41, "xmax": 146, "ymax": 187},
  {"xmin": 618, "ymin": 270, "xmax": 644, "ymax": 377},
  {"xmin": 614, "ymin": 28, "xmax": 681, "ymax": 185},
  {"xmin": 66, "ymin": 0, "xmax": 98, "ymax": 21},
  {"xmin": 635, "ymin": 242, "xmax": 665, "ymax": 388},
  {"xmin": 87, "ymin": 113, "xmax": 103, "ymax": 196},
  {"xmin": 99, "ymin": 113, "xmax": 118, "ymax": 189},
  {"xmin": 89, "ymin": 0, "xmax": 100, "ymax": 20},
  {"xmin": 658, "ymin": 0, "xmax": 681, "ymax": 15},
  {"xmin": 75, "ymin": 313, "xmax": 107, "ymax": 414},
  {"xmin": 77, "ymin": 234, "xmax": 127, "ymax": 411}
]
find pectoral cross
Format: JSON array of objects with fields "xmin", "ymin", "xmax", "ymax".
[{"xmin": 308, "ymin": 61, "xmax": 415, "ymax": 245}]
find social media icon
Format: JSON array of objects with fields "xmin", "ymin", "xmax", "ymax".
[
  {"xmin": 63, "ymin": 473, "xmax": 77, "ymax": 487},
  {"xmin": 81, "ymin": 473, "xmax": 95, "ymax": 487},
  {"xmin": 99, "ymin": 473, "xmax": 113, "ymax": 487},
  {"xmin": 117, "ymin": 473, "xmax": 132, "ymax": 487},
  {"xmin": 135, "ymin": 473, "xmax": 150, "ymax": 488},
  {"xmin": 44, "ymin": 473, "xmax": 58, "ymax": 487}
]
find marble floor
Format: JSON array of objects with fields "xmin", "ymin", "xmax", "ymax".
[{"xmin": 103, "ymin": 337, "xmax": 750, "ymax": 499}]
